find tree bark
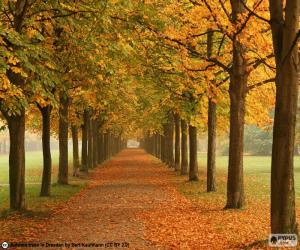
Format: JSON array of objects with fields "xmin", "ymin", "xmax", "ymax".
[
  {"xmin": 181, "ymin": 120, "xmax": 188, "ymax": 175},
  {"xmin": 161, "ymin": 128, "xmax": 167, "ymax": 163},
  {"xmin": 169, "ymin": 119, "xmax": 175, "ymax": 167},
  {"xmin": 6, "ymin": 111, "xmax": 26, "ymax": 210},
  {"xmin": 87, "ymin": 113, "xmax": 93, "ymax": 169},
  {"xmin": 174, "ymin": 113, "xmax": 181, "ymax": 171},
  {"xmin": 269, "ymin": 0, "xmax": 299, "ymax": 234},
  {"xmin": 58, "ymin": 95, "xmax": 69, "ymax": 185},
  {"xmin": 39, "ymin": 105, "xmax": 52, "ymax": 196},
  {"xmin": 226, "ymin": 0, "xmax": 248, "ymax": 209},
  {"xmin": 206, "ymin": 29, "xmax": 216, "ymax": 192},
  {"xmin": 189, "ymin": 125, "xmax": 199, "ymax": 181},
  {"xmin": 98, "ymin": 132, "xmax": 104, "ymax": 164},
  {"xmin": 71, "ymin": 126, "xmax": 79, "ymax": 177},
  {"xmin": 104, "ymin": 132, "xmax": 109, "ymax": 161},
  {"xmin": 108, "ymin": 132, "xmax": 112, "ymax": 158},
  {"xmin": 207, "ymin": 99, "xmax": 217, "ymax": 192},
  {"xmin": 160, "ymin": 134, "xmax": 165, "ymax": 162},
  {"xmin": 92, "ymin": 120, "xmax": 98, "ymax": 167},
  {"xmin": 2, "ymin": 0, "xmax": 28, "ymax": 210},
  {"xmin": 166, "ymin": 115, "xmax": 175, "ymax": 167},
  {"xmin": 157, "ymin": 134, "xmax": 161, "ymax": 159},
  {"xmin": 81, "ymin": 110, "xmax": 88, "ymax": 172}
]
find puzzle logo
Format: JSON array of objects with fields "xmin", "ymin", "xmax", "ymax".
[{"xmin": 269, "ymin": 234, "xmax": 298, "ymax": 247}]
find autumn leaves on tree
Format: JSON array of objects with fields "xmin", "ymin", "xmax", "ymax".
[
  {"xmin": 139, "ymin": 0, "xmax": 299, "ymax": 235},
  {"xmin": 0, "ymin": 0, "xmax": 299, "ymax": 240}
]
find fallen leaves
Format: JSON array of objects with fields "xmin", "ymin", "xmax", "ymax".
[{"xmin": 1, "ymin": 149, "xmax": 297, "ymax": 250}]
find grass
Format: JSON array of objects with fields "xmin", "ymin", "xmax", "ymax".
[
  {"xmin": 0, "ymin": 150, "xmax": 88, "ymax": 213},
  {"xmin": 1, "ymin": 150, "xmax": 299, "ymax": 214},
  {"xmin": 0, "ymin": 150, "xmax": 73, "ymax": 183},
  {"xmin": 178, "ymin": 153, "xmax": 300, "ymax": 203}
]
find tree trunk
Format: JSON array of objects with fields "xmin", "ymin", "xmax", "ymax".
[
  {"xmin": 39, "ymin": 105, "xmax": 52, "ymax": 196},
  {"xmin": 87, "ymin": 114, "xmax": 93, "ymax": 169},
  {"xmin": 166, "ymin": 115, "xmax": 174, "ymax": 167},
  {"xmin": 161, "ymin": 129, "xmax": 167, "ymax": 163},
  {"xmin": 6, "ymin": 111, "xmax": 26, "ymax": 210},
  {"xmin": 71, "ymin": 126, "xmax": 79, "ymax": 177},
  {"xmin": 207, "ymin": 99, "xmax": 217, "ymax": 192},
  {"xmin": 107, "ymin": 132, "xmax": 111, "ymax": 158},
  {"xmin": 174, "ymin": 113, "xmax": 181, "ymax": 171},
  {"xmin": 98, "ymin": 132, "xmax": 104, "ymax": 164},
  {"xmin": 81, "ymin": 110, "xmax": 88, "ymax": 172},
  {"xmin": 206, "ymin": 29, "xmax": 216, "ymax": 192},
  {"xmin": 104, "ymin": 132, "xmax": 109, "ymax": 161},
  {"xmin": 58, "ymin": 95, "xmax": 69, "ymax": 185},
  {"xmin": 157, "ymin": 134, "xmax": 161, "ymax": 159},
  {"xmin": 189, "ymin": 125, "xmax": 199, "ymax": 181},
  {"xmin": 181, "ymin": 120, "xmax": 188, "ymax": 175},
  {"xmin": 92, "ymin": 120, "xmax": 98, "ymax": 167},
  {"xmin": 169, "ymin": 119, "xmax": 175, "ymax": 167},
  {"xmin": 160, "ymin": 134, "xmax": 165, "ymax": 162},
  {"xmin": 226, "ymin": 0, "xmax": 248, "ymax": 209},
  {"xmin": 269, "ymin": 0, "xmax": 299, "ymax": 234}
]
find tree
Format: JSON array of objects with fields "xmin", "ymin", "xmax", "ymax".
[
  {"xmin": 207, "ymin": 30, "xmax": 216, "ymax": 192},
  {"xmin": 58, "ymin": 94, "xmax": 69, "ymax": 185},
  {"xmin": 174, "ymin": 113, "xmax": 181, "ymax": 171},
  {"xmin": 81, "ymin": 110, "xmax": 89, "ymax": 172},
  {"xmin": 269, "ymin": 0, "xmax": 299, "ymax": 234},
  {"xmin": 39, "ymin": 105, "xmax": 53, "ymax": 196},
  {"xmin": 189, "ymin": 124, "xmax": 199, "ymax": 181},
  {"xmin": 71, "ymin": 125, "xmax": 80, "ymax": 177},
  {"xmin": 180, "ymin": 119, "xmax": 188, "ymax": 175},
  {"xmin": 207, "ymin": 99, "xmax": 217, "ymax": 192}
]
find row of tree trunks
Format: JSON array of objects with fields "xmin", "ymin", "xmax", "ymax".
[
  {"xmin": 142, "ymin": 113, "xmax": 199, "ymax": 182},
  {"xmin": 71, "ymin": 116, "xmax": 125, "ymax": 174},
  {"xmin": 3, "ymin": 89, "xmax": 125, "ymax": 210}
]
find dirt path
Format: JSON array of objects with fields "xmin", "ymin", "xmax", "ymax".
[{"xmin": 25, "ymin": 149, "xmax": 180, "ymax": 250}]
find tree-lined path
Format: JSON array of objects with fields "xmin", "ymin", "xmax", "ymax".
[
  {"xmin": 20, "ymin": 149, "xmax": 152, "ymax": 249},
  {"xmin": 0, "ymin": 148, "xmax": 272, "ymax": 250},
  {"xmin": 22, "ymin": 148, "xmax": 192, "ymax": 250},
  {"xmin": 0, "ymin": 0, "xmax": 299, "ymax": 248}
]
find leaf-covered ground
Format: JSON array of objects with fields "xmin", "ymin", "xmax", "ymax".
[{"xmin": 0, "ymin": 149, "xmax": 298, "ymax": 249}]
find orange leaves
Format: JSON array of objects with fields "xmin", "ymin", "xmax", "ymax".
[
  {"xmin": 7, "ymin": 56, "xmax": 19, "ymax": 65},
  {"xmin": 135, "ymin": 158, "xmax": 268, "ymax": 249}
]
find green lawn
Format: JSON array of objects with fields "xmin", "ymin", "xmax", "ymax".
[
  {"xmin": 1, "ymin": 151, "xmax": 300, "ymax": 212},
  {"xmin": 0, "ymin": 150, "xmax": 87, "ymax": 213},
  {"xmin": 0, "ymin": 150, "xmax": 73, "ymax": 184},
  {"xmin": 189, "ymin": 153, "xmax": 300, "ymax": 201}
]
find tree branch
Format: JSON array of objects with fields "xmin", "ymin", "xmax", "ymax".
[{"xmin": 247, "ymin": 78, "xmax": 275, "ymax": 92}]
